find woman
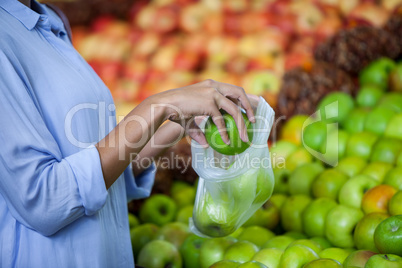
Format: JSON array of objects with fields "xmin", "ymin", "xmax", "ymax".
[{"xmin": 0, "ymin": 0, "xmax": 255, "ymax": 267}]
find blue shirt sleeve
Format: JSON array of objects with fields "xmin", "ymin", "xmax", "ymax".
[
  {"xmin": 124, "ymin": 163, "xmax": 156, "ymax": 201},
  {"xmin": 0, "ymin": 51, "xmax": 108, "ymax": 236}
]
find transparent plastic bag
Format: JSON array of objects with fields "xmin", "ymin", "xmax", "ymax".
[{"xmin": 189, "ymin": 97, "xmax": 275, "ymax": 237}]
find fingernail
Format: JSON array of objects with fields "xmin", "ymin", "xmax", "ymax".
[{"xmin": 250, "ymin": 116, "xmax": 256, "ymax": 123}]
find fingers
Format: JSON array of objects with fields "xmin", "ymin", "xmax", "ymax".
[
  {"xmin": 210, "ymin": 108, "xmax": 230, "ymax": 145},
  {"xmin": 216, "ymin": 96, "xmax": 249, "ymax": 143},
  {"xmin": 186, "ymin": 120, "xmax": 209, "ymax": 148},
  {"xmin": 212, "ymin": 81, "xmax": 256, "ymax": 123}
]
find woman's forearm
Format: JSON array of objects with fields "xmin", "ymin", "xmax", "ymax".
[
  {"xmin": 96, "ymin": 98, "xmax": 166, "ymax": 189},
  {"xmin": 132, "ymin": 121, "xmax": 185, "ymax": 177}
]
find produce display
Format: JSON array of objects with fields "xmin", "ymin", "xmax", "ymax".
[{"xmin": 127, "ymin": 58, "xmax": 402, "ymax": 267}]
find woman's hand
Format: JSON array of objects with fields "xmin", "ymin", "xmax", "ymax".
[{"xmin": 152, "ymin": 79, "xmax": 255, "ymax": 147}]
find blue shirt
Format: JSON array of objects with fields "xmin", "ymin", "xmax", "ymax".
[{"xmin": 0, "ymin": 1, "xmax": 155, "ymax": 267}]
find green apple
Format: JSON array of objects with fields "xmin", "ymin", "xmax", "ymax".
[
  {"xmin": 171, "ymin": 181, "xmax": 191, "ymax": 196},
  {"xmin": 342, "ymin": 250, "xmax": 376, "ymax": 268},
  {"xmin": 192, "ymin": 192, "xmax": 237, "ymax": 237},
  {"xmin": 137, "ymin": 240, "xmax": 182, "ymax": 268},
  {"xmin": 171, "ymin": 182, "xmax": 196, "ymax": 208},
  {"xmin": 325, "ymin": 205, "xmax": 364, "ymax": 248},
  {"xmin": 359, "ymin": 57, "xmax": 395, "ymax": 90},
  {"xmin": 397, "ymin": 151, "xmax": 402, "ymax": 166},
  {"xmin": 180, "ymin": 234, "xmax": 207, "ymax": 268},
  {"xmin": 377, "ymin": 92, "xmax": 402, "ymax": 113},
  {"xmin": 262, "ymin": 235, "xmax": 295, "ymax": 250},
  {"xmin": 199, "ymin": 237, "xmax": 237, "ymax": 268},
  {"xmin": 342, "ymin": 108, "xmax": 370, "ymax": 134},
  {"xmin": 280, "ymin": 115, "xmax": 309, "ymax": 145},
  {"xmin": 365, "ymin": 254, "xmax": 402, "ymax": 268},
  {"xmin": 319, "ymin": 247, "xmax": 351, "ymax": 264},
  {"xmin": 224, "ymin": 241, "xmax": 259, "ymax": 263},
  {"xmin": 310, "ymin": 237, "xmax": 332, "ymax": 250},
  {"xmin": 270, "ymin": 194, "xmax": 287, "ymax": 210},
  {"xmin": 130, "ymin": 223, "xmax": 159, "ymax": 259},
  {"xmin": 317, "ymin": 92, "xmax": 355, "ymax": 124},
  {"xmin": 253, "ymin": 169, "xmax": 275, "ymax": 205},
  {"xmin": 360, "ymin": 162, "xmax": 393, "ymax": 183},
  {"xmin": 283, "ymin": 231, "xmax": 307, "ymax": 240},
  {"xmin": 389, "ymin": 62, "xmax": 402, "ymax": 92},
  {"xmin": 237, "ymin": 226, "xmax": 275, "ymax": 248},
  {"xmin": 303, "ymin": 258, "xmax": 342, "ymax": 268},
  {"xmin": 383, "ymin": 167, "xmax": 402, "ymax": 190},
  {"xmin": 287, "ymin": 239, "xmax": 322, "ymax": 254},
  {"xmin": 288, "ymin": 163, "xmax": 324, "ymax": 196},
  {"xmin": 384, "ymin": 114, "xmax": 402, "ymax": 140},
  {"xmin": 336, "ymin": 156, "xmax": 367, "ymax": 177},
  {"xmin": 229, "ymin": 227, "xmax": 244, "ymax": 239},
  {"xmin": 243, "ymin": 200, "xmax": 280, "ymax": 230},
  {"xmin": 356, "ymin": 85, "xmax": 384, "ymax": 108},
  {"xmin": 237, "ymin": 261, "xmax": 268, "ymax": 268},
  {"xmin": 345, "ymin": 131, "xmax": 378, "ymax": 160},
  {"xmin": 302, "ymin": 120, "xmax": 328, "ymax": 152},
  {"xmin": 252, "ymin": 248, "xmax": 283, "ymax": 268},
  {"xmin": 312, "ymin": 168, "xmax": 349, "ymax": 200},
  {"xmin": 374, "ymin": 215, "xmax": 402, "ymax": 256},
  {"xmin": 370, "ymin": 138, "xmax": 402, "ymax": 164},
  {"xmin": 285, "ymin": 147, "xmax": 314, "ymax": 172},
  {"xmin": 139, "ymin": 194, "xmax": 177, "ymax": 226},
  {"xmin": 302, "ymin": 197, "xmax": 338, "ymax": 237},
  {"xmin": 278, "ymin": 244, "xmax": 319, "ymax": 268},
  {"xmin": 210, "ymin": 260, "xmax": 239, "ymax": 268},
  {"xmin": 364, "ymin": 107, "xmax": 396, "ymax": 136},
  {"xmin": 319, "ymin": 129, "xmax": 349, "ymax": 166},
  {"xmin": 270, "ymin": 141, "xmax": 298, "ymax": 167},
  {"xmin": 389, "ymin": 190, "xmax": 402, "ymax": 216},
  {"xmin": 204, "ymin": 111, "xmax": 253, "ymax": 155},
  {"xmin": 353, "ymin": 212, "xmax": 389, "ymax": 252},
  {"xmin": 128, "ymin": 213, "xmax": 139, "ymax": 229},
  {"xmin": 156, "ymin": 221, "xmax": 189, "ymax": 248},
  {"xmin": 272, "ymin": 168, "xmax": 290, "ymax": 194},
  {"xmin": 176, "ymin": 205, "xmax": 194, "ymax": 224},
  {"xmin": 338, "ymin": 175, "xmax": 379, "ymax": 209},
  {"xmin": 280, "ymin": 194, "xmax": 312, "ymax": 232}
]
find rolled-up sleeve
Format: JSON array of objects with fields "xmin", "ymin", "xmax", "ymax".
[
  {"xmin": 0, "ymin": 52, "xmax": 107, "ymax": 236},
  {"xmin": 124, "ymin": 163, "xmax": 156, "ymax": 201}
]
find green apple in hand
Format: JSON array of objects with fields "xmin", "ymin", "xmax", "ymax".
[
  {"xmin": 280, "ymin": 194, "xmax": 312, "ymax": 232},
  {"xmin": 319, "ymin": 247, "xmax": 351, "ymax": 264},
  {"xmin": 252, "ymin": 248, "xmax": 283, "ymax": 268},
  {"xmin": 199, "ymin": 237, "xmax": 237, "ymax": 268},
  {"xmin": 336, "ymin": 156, "xmax": 367, "ymax": 177},
  {"xmin": 139, "ymin": 194, "xmax": 177, "ymax": 226},
  {"xmin": 374, "ymin": 215, "xmax": 402, "ymax": 256},
  {"xmin": 353, "ymin": 212, "xmax": 389, "ymax": 252},
  {"xmin": 262, "ymin": 235, "xmax": 295, "ymax": 250},
  {"xmin": 288, "ymin": 162, "xmax": 324, "ymax": 196},
  {"xmin": 180, "ymin": 234, "xmax": 207, "ymax": 268},
  {"xmin": 130, "ymin": 223, "xmax": 159, "ymax": 259},
  {"xmin": 224, "ymin": 241, "xmax": 259, "ymax": 263},
  {"xmin": 383, "ymin": 167, "xmax": 402, "ymax": 190},
  {"xmin": 237, "ymin": 226, "xmax": 275, "ymax": 248},
  {"xmin": 365, "ymin": 254, "xmax": 402, "ymax": 268},
  {"xmin": 325, "ymin": 205, "xmax": 364, "ymax": 248},
  {"xmin": 303, "ymin": 258, "xmax": 342, "ymax": 268},
  {"xmin": 204, "ymin": 111, "xmax": 253, "ymax": 155},
  {"xmin": 342, "ymin": 250, "xmax": 376, "ymax": 268},
  {"xmin": 278, "ymin": 244, "xmax": 319, "ymax": 268},
  {"xmin": 156, "ymin": 221, "xmax": 189, "ymax": 249},
  {"xmin": 360, "ymin": 161, "xmax": 393, "ymax": 183},
  {"xmin": 302, "ymin": 197, "xmax": 337, "ymax": 237},
  {"xmin": 338, "ymin": 175, "xmax": 378, "ymax": 209},
  {"xmin": 312, "ymin": 168, "xmax": 348, "ymax": 200},
  {"xmin": 137, "ymin": 240, "xmax": 182, "ymax": 268}
]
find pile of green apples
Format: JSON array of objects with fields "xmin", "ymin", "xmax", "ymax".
[{"xmin": 128, "ymin": 58, "xmax": 402, "ymax": 268}]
